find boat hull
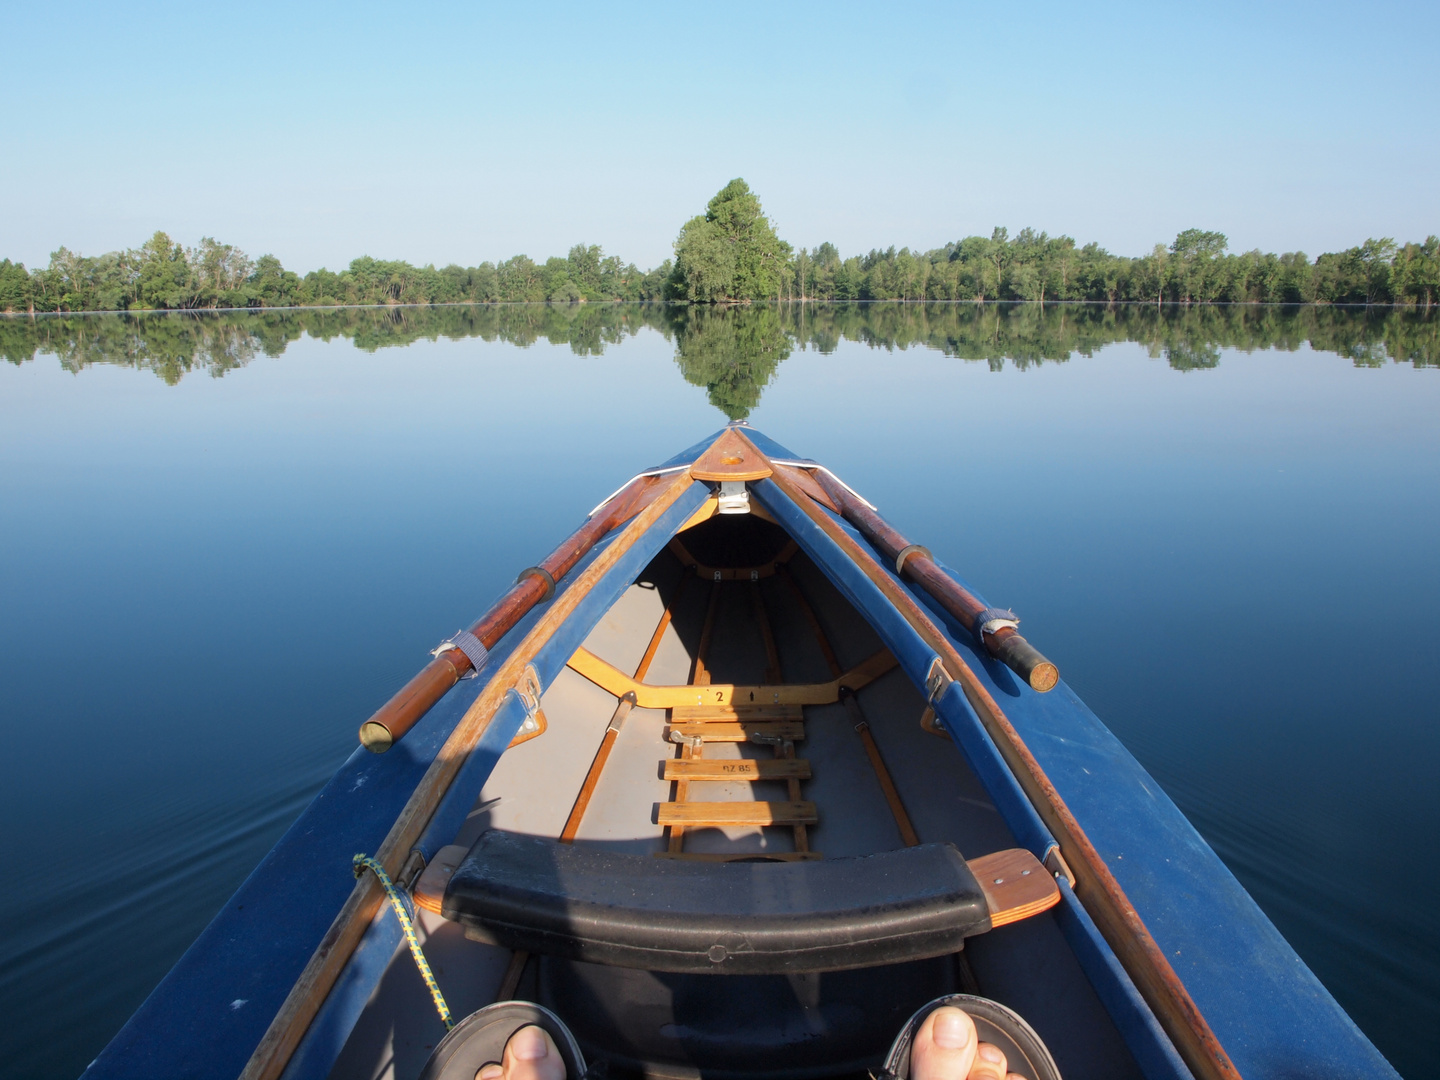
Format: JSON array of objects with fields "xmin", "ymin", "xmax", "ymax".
[{"xmin": 88, "ymin": 427, "xmax": 1397, "ymax": 1080}]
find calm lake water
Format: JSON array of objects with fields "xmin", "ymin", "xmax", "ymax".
[{"xmin": 1, "ymin": 303, "xmax": 1437, "ymax": 1079}]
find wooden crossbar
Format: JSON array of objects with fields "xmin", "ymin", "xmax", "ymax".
[
  {"xmin": 567, "ymin": 645, "xmax": 896, "ymax": 710},
  {"xmin": 664, "ymin": 759, "xmax": 811, "ymax": 780},
  {"xmin": 658, "ymin": 801, "xmax": 817, "ymax": 827}
]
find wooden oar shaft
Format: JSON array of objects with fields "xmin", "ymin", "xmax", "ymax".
[
  {"xmin": 811, "ymin": 471, "xmax": 1058, "ymax": 692},
  {"xmin": 359, "ymin": 474, "xmax": 664, "ymax": 752}
]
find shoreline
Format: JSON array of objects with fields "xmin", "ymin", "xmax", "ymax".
[{"xmin": 2, "ymin": 297, "xmax": 1437, "ymax": 318}]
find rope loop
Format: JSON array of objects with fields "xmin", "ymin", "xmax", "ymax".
[{"xmin": 353, "ymin": 853, "xmax": 454, "ymax": 1030}]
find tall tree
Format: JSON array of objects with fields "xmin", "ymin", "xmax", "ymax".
[{"xmin": 670, "ymin": 179, "xmax": 791, "ymax": 303}]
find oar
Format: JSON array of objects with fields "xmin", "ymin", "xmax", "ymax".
[
  {"xmin": 807, "ymin": 470, "xmax": 1058, "ymax": 692},
  {"xmin": 358, "ymin": 473, "xmax": 668, "ymax": 752}
]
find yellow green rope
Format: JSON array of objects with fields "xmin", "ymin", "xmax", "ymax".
[{"xmin": 353, "ymin": 853, "xmax": 454, "ymax": 1030}]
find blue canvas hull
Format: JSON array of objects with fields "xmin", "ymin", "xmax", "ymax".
[{"xmin": 89, "ymin": 428, "xmax": 1396, "ymax": 1080}]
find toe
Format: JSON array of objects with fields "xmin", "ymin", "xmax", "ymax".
[
  {"xmin": 911, "ymin": 1006, "xmax": 978, "ymax": 1080},
  {"xmin": 965, "ymin": 1041, "xmax": 1008, "ymax": 1080},
  {"xmin": 501, "ymin": 1025, "xmax": 566, "ymax": 1080}
]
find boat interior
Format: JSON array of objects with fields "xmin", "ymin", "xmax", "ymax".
[{"xmin": 329, "ymin": 510, "xmax": 1149, "ymax": 1080}]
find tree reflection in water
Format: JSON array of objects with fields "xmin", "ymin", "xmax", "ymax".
[{"xmin": 3, "ymin": 302, "xmax": 1435, "ymax": 413}]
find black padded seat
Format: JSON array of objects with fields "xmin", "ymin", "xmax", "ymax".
[{"xmin": 442, "ymin": 830, "xmax": 991, "ymax": 975}]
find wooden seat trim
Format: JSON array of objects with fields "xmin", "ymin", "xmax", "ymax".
[
  {"xmin": 968, "ymin": 848, "xmax": 1061, "ymax": 926},
  {"xmin": 414, "ymin": 843, "xmax": 471, "ymax": 915}
]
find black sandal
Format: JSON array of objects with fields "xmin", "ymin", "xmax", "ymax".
[
  {"xmin": 418, "ymin": 1000, "xmax": 588, "ymax": 1080},
  {"xmin": 880, "ymin": 993, "xmax": 1062, "ymax": 1080}
]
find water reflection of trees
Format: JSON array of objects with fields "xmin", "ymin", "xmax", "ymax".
[
  {"xmin": 666, "ymin": 306, "xmax": 792, "ymax": 419},
  {"xmin": 2, "ymin": 303, "xmax": 1435, "ymax": 410}
]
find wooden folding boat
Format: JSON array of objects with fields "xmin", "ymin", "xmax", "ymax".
[{"xmin": 91, "ymin": 426, "xmax": 1397, "ymax": 1080}]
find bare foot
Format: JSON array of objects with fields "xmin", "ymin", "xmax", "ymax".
[
  {"xmin": 475, "ymin": 1025, "xmax": 566, "ymax": 1080},
  {"xmin": 911, "ymin": 1006, "xmax": 1026, "ymax": 1080}
]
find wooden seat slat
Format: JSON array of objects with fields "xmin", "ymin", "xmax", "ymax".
[{"xmin": 663, "ymin": 759, "xmax": 811, "ymax": 780}]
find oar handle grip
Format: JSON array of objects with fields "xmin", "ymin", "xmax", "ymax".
[
  {"xmin": 358, "ymin": 638, "xmax": 505, "ymax": 753},
  {"xmin": 358, "ymin": 475, "xmax": 662, "ymax": 752},
  {"xmin": 985, "ymin": 628, "xmax": 1059, "ymax": 693}
]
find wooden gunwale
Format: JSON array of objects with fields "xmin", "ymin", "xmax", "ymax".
[
  {"xmin": 239, "ymin": 468, "xmax": 698, "ymax": 1080},
  {"xmin": 753, "ymin": 440, "xmax": 1240, "ymax": 1080}
]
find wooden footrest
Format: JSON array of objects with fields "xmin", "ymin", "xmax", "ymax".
[
  {"xmin": 666, "ymin": 721, "xmax": 804, "ymax": 743},
  {"xmin": 664, "ymin": 759, "xmax": 811, "ymax": 781},
  {"xmin": 653, "ymin": 851, "xmax": 823, "ymax": 862},
  {"xmin": 658, "ymin": 801, "xmax": 818, "ymax": 827}
]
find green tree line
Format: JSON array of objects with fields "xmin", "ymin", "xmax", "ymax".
[
  {"xmin": 778, "ymin": 229, "xmax": 1439, "ymax": 307},
  {"xmin": 2, "ymin": 179, "xmax": 1436, "ymax": 313},
  {"xmin": 0, "ymin": 234, "xmax": 671, "ymax": 314}
]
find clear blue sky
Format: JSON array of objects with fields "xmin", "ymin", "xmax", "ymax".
[{"xmin": 3, "ymin": 0, "xmax": 1435, "ymax": 272}]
